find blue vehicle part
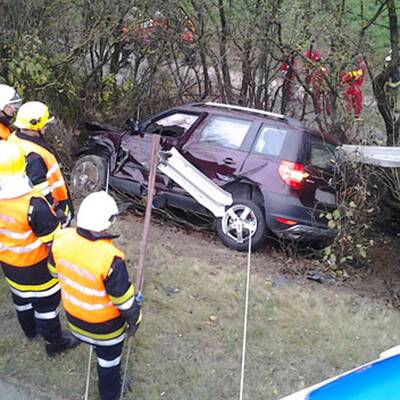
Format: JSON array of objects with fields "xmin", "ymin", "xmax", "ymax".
[{"xmin": 307, "ymin": 354, "xmax": 400, "ymax": 400}]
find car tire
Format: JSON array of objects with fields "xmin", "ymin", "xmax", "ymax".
[
  {"xmin": 216, "ymin": 200, "xmax": 267, "ymax": 251},
  {"xmin": 70, "ymin": 155, "xmax": 108, "ymax": 199}
]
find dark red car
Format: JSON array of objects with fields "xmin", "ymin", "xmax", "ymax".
[{"xmin": 72, "ymin": 102, "xmax": 338, "ymax": 251}]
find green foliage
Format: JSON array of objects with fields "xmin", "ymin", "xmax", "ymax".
[{"xmin": 321, "ymin": 162, "xmax": 380, "ymax": 268}]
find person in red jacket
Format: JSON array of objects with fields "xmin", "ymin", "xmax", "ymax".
[
  {"xmin": 304, "ymin": 47, "xmax": 330, "ymax": 115},
  {"xmin": 341, "ymin": 56, "xmax": 367, "ymax": 120}
]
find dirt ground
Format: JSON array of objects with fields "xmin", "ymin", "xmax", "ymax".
[{"xmin": 1, "ymin": 209, "xmax": 400, "ymax": 400}]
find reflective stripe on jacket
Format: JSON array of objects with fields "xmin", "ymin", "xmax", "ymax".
[
  {"xmin": 8, "ymin": 133, "xmax": 69, "ymax": 202},
  {"xmin": 51, "ymin": 228, "xmax": 124, "ymax": 325},
  {"xmin": 0, "ymin": 122, "xmax": 11, "ymax": 140},
  {"xmin": 0, "ymin": 193, "xmax": 49, "ymax": 267}
]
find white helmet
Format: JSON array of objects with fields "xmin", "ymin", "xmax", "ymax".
[
  {"xmin": 0, "ymin": 84, "xmax": 22, "ymax": 112},
  {"xmin": 77, "ymin": 191, "xmax": 119, "ymax": 232}
]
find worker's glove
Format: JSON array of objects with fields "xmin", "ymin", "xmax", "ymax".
[
  {"xmin": 55, "ymin": 208, "xmax": 67, "ymax": 225},
  {"xmin": 122, "ymin": 301, "xmax": 142, "ymax": 337}
]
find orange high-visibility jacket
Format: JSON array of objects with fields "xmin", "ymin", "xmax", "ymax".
[
  {"xmin": 0, "ymin": 122, "xmax": 11, "ymax": 140},
  {"xmin": 51, "ymin": 228, "xmax": 124, "ymax": 324},
  {"xmin": 0, "ymin": 193, "xmax": 49, "ymax": 267},
  {"xmin": 8, "ymin": 133, "xmax": 69, "ymax": 203}
]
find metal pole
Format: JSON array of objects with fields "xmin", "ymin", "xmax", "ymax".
[
  {"xmin": 105, "ymin": 159, "xmax": 110, "ymax": 194},
  {"xmin": 135, "ymin": 133, "xmax": 161, "ymax": 294}
]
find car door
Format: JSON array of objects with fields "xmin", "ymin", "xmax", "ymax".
[
  {"xmin": 114, "ymin": 111, "xmax": 202, "ymax": 192},
  {"xmin": 240, "ymin": 123, "xmax": 292, "ymax": 188},
  {"xmin": 180, "ymin": 114, "xmax": 256, "ymax": 187}
]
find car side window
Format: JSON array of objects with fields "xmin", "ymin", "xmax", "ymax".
[
  {"xmin": 310, "ymin": 137, "xmax": 337, "ymax": 170},
  {"xmin": 146, "ymin": 113, "xmax": 199, "ymax": 137},
  {"xmin": 199, "ymin": 115, "xmax": 252, "ymax": 149},
  {"xmin": 253, "ymin": 126, "xmax": 287, "ymax": 156}
]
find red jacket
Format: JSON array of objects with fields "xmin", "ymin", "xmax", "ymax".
[{"xmin": 341, "ymin": 59, "xmax": 366, "ymax": 90}]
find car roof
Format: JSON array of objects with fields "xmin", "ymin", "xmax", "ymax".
[
  {"xmin": 142, "ymin": 102, "xmax": 340, "ymax": 145},
  {"xmin": 175, "ymin": 102, "xmax": 340, "ymax": 145},
  {"xmin": 180, "ymin": 102, "xmax": 304, "ymax": 128}
]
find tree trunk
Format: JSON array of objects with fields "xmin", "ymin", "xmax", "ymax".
[
  {"xmin": 191, "ymin": 0, "xmax": 211, "ymax": 98},
  {"xmin": 372, "ymin": 0, "xmax": 400, "ymax": 145},
  {"xmin": 239, "ymin": 38, "xmax": 252, "ymax": 105},
  {"xmin": 218, "ymin": 0, "xmax": 234, "ymax": 102}
]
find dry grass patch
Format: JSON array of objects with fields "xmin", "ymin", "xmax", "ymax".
[{"xmin": 0, "ymin": 219, "xmax": 399, "ymax": 399}]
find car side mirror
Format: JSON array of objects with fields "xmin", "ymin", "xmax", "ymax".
[{"xmin": 126, "ymin": 118, "xmax": 143, "ymax": 137}]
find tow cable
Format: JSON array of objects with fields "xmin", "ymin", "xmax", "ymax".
[{"xmin": 239, "ymin": 228, "xmax": 254, "ymax": 400}]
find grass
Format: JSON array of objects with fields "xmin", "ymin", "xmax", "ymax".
[{"xmin": 1, "ymin": 214, "xmax": 400, "ymax": 399}]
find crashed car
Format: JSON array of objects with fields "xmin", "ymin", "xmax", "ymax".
[{"xmin": 71, "ymin": 102, "xmax": 338, "ymax": 251}]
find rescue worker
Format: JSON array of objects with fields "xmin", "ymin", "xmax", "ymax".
[
  {"xmin": 180, "ymin": 16, "xmax": 195, "ymax": 44},
  {"xmin": 0, "ymin": 84, "xmax": 22, "ymax": 140},
  {"xmin": 341, "ymin": 56, "xmax": 367, "ymax": 120},
  {"xmin": 384, "ymin": 50, "xmax": 400, "ymax": 111},
  {"xmin": 180, "ymin": 16, "xmax": 196, "ymax": 64},
  {"xmin": 48, "ymin": 191, "xmax": 142, "ymax": 400},
  {"xmin": 304, "ymin": 45, "xmax": 321, "ymax": 86},
  {"xmin": 304, "ymin": 46, "xmax": 330, "ymax": 115},
  {"xmin": 0, "ymin": 141, "xmax": 78, "ymax": 355},
  {"xmin": 9, "ymin": 101, "xmax": 73, "ymax": 226}
]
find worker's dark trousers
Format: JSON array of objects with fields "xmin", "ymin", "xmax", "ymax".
[
  {"xmin": 94, "ymin": 340, "xmax": 125, "ymax": 400},
  {"xmin": 11, "ymin": 290, "xmax": 62, "ymax": 343}
]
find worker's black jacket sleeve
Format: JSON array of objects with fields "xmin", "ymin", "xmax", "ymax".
[
  {"xmin": 26, "ymin": 152, "xmax": 48, "ymax": 185},
  {"xmin": 0, "ymin": 115, "xmax": 11, "ymax": 128},
  {"xmin": 28, "ymin": 196, "xmax": 60, "ymax": 244},
  {"xmin": 105, "ymin": 256, "xmax": 135, "ymax": 311}
]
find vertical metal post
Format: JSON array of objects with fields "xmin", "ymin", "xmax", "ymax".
[{"xmin": 135, "ymin": 133, "xmax": 161, "ymax": 294}]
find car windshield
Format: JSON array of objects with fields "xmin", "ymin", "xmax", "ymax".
[{"xmin": 146, "ymin": 113, "xmax": 199, "ymax": 137}]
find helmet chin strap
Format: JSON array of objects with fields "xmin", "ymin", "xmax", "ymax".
[
  {"xmin": 20, "ymin": 129, "xmax": 41, "ymax": 137},
  {"xmin": 0, "ymin": 110, "xmax": 12, "ymax": 120}
]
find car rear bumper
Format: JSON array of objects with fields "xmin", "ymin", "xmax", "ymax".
[
  {"xmin": 274, "ymin": 224, "xmax": 337, "ymax": 241},
  {"xmin": 263, "ymin": 191, "xmax": 336, "ymax": 241}
]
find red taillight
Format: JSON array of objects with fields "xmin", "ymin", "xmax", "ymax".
[
  {"xmin": 275, "ymin": 217, "xmax": 298, "ymax": 226},
  {"xmin": 278, "ymin": 161, "xmax": 309, "ymax": 190}
]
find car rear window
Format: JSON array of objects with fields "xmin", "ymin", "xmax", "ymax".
[
  {"xmin": 200, "ymin": 115, "xmax": 252, "ymax": 149},
  {"xmin": 310, "ymin": 136, "xmax": 337, "ymax": 170},
  {"xmin": 253, "ymin": 126, "xmax": 287, "ymax": 156}
]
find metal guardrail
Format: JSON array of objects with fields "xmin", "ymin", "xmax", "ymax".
[{"xmin": 338, "ymin": 145, "xmax": 400, "ymax": 168}]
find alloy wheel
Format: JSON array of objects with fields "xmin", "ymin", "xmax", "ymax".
[{"xmin": 221, "ymin": 204, "xmax": 258, "ymax": 244}]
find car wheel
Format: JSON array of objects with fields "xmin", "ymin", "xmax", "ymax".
[
  {"xmin": 216, "ymin": 200, "xmax": 267, "ymax": 251},
  {"xmin": 70, "ymin": 155, "xmax": 107, "ymax": 199}
]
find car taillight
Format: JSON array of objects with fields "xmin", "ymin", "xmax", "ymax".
[
  {"xmin": 278, "ymin": 161, "xmax": 309, "ymax": 190},
  {"xmin": 275, "ymin": 217, "xmax": 298, "ymax": 226}
]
